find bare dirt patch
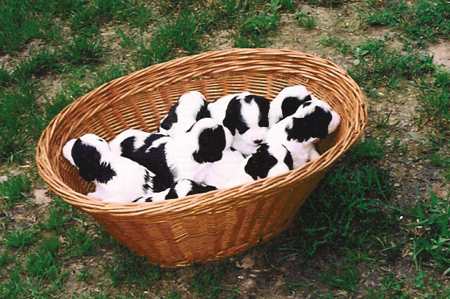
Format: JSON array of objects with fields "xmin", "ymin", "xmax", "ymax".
[{"xmin": 429, "ymin": 40, "xmax": 450, "ymax": 69}]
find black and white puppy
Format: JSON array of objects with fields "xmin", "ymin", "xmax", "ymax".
[
  {"xmin": 208, "ymin": 92, "xmax": 270, "ymax": 156},
  {"xmin": 109, "ymin": 129, "xmax": 174, "ymax": 194},
  {"xmin": 62, "ymin": 133, "xmax": 156, "ymax": 203},
  {"xmin": 203, "ymin": 141, "xmax": 293, "ymax": 189},
  {"xmin": 269, "ymin": 85, "xmax": 313, "ymax": 126},
  {"xmin": 165, "ymin": 118, "xmax": 233, "ymax": 183},
  {"xmin": 266, "ymin": 97, "xmax": 341, "ymax": 168},
  {"xmin": 165, "ymin": 179, "xmax": 217, "ymax": 200},
  {"xmin": 159, "ymin": 91, "xmax": 210, "ymax": 137}
]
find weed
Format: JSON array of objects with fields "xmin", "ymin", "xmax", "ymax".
[
  {"xmin": 295, "ymin": 11, "xmax": 317, "ymax": 29},
  {"xmin": 282, "ymin": 139, "xmax": 397, "ymax": 257},
  {"xmin": 77, "ymin": 268, "xmax": 93, "ymax": 282},
  {"xmin": 0, "ymin": 87, "xmax": 39, "ymax": 162},
  {"xmin": 5, "ymin": 228, "xmax": 38, "ymax": 249},
  {"xmin": 366, "ymin": 273, "xmax": 409, "ymax": 298},
  {"xmin": 0, "ymin": 1, "xmax": 40, "ymax": 53},
  {"xmin": 320, "ymin": 261, "xmax": 359, "ymax": 292},
  {"xmin": 65, "ymin": 226, "xmax": 96, "ymax": 257},
  {"xmin": 349, "ymin": 39, "xmax": 434, "ymax": 90},
  {"xmin": 0, "ymin": 67, "xmax": 12, "ymax": 87},
  {"xmin": 42, "ymin": 197, "xmax": 74, "ymax": 231},
  {"xmin": 235, "ymin": 12, "xmax": 279, "ymax": 48},
  {"xmin": 0, "ymin": 251, "xmax": 13, "ymax": 267},
  {"xmin": 347, "ymin": 138, "xmax": 385, "ymax": 163},
  {"xmin": 306, "ymin": 0, "xmax": 345, "ymax": 7},
  {"xmin": 165, "ymin": 291, "xmax": 182, "ymax": 299},
  {"xmin": 319, "ymin": 35, "xmax": 352, "ymax": 55},
  {"xmin": 409, "ymin": 192, "xmax": 449, "ymax": 273},
  {"xmin": 418, "ymin": 70, "xmax": 450, "ymax": 129},
  {"xmin": 26, "ymin": 237, "xmax": 61, "ymax": 280},
  {"xmin": 191, "ymin": 264, "xmax": 227, "ymax": 299},
  {"xmin": 365, "ymin": 0, "xmax": 450, "ymax": 46},
  {"xmin": 137, "ymin": 10, "xmax": 203, "ymax": 67},
  {"xmin": 0, "ymin": 175, "xmax": 31, "ymax": 208},
  {"xmin": 107, "ymin": 246, "xmax": 160, "ymax": 287},
  {"xmin": 64, "ymin": 35, "xmax": 104, "ymax": 66},
  {"xmin": 13, "ymin": 50, "xmax": 61, "ymax": 82}
]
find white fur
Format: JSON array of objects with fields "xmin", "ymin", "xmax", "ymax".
[
  {"xmin": 203, "ymin": 150, "xmax": 252, "ymax": 189},
  {"xmin": 159, "ymin": 91, "xmax": 208, "ymax": 137},
  {"xmin": 165, "ymin": 118, "xmax": 233, "ymax": 183},
  {"xmin": 63, "ymin": 133, "xmax": 155, "ymax": 203},
  {"xmin": 208, "ymin": 92, "xmax": 248, "ymax": 122}
]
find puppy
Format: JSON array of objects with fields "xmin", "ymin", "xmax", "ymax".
[
  {"xmin": 269, "ymin": 85, "xmax": 313, "ymax": 126},
  {"xmin": 208, "ymin": 92, "xmax": 270, "ymax": 156},
  {"xmin": 109, "ymin": 129, "xmax": 173, "ymax": 193},
  {"xmin": 165, "ymin": 118, "xmax": 233, "ymax": 183},
  {"xmin": 244, "ymin": 142, "xmax": 293, "ymax": 180},
  {"xmin": 62, "ymin": 133, "xmax": 155, "ymax": 203},
  {"xmin": 159, "ymin": 91, "xmax": 210, "ymax": 137},
  {"xmin": 266, "ymin": 97, "xmax": 341, "ymax": 168},
  {"xmin": 204, "ymin": 142, "xmax": 293, "ymax": 189},
  {"xmin": 165, "ymin": 179, "xmax": 217, "ymax": 200}
]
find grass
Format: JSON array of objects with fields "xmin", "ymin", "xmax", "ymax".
[
  {"xmin": 349, "ymin": 38, "xmax": 434, "ymax": 90},
  {"xmin": 107, "ymin": 246, "xmax": 161, "ymax": 287},
  {"xmin": 0, "ymin": 175, "xmax": 31, "ymax": 208},
  {"xmin": 319, "ymin": 35, "xmax": 352, "ymax": 55},
  {"xmin": 365, "ymin": 0, "xmax": 450, "ymax": 47},
  {"xmin": 282, "ymin": 139, "xmax": 397, "ymax": 257},
  {"xmin": 235, "ymin": 12, "xmax": 280, "ymax": 48},
  {"xmin": 5, "ymin": 228, "xmax": 38, "ymax": 249},
  {"xmin": 0, "ymin": 0, "xmax": 449, "ymax": 298},
  {"xmin": 295, "ymin": 11, "xmax": 317, "ymax": 29},
  {"xmin": 409, "ymin": 192, "xmax": 449, "ymax": 273},
  {"xmin": 191, "ymin": 264, "xmax": 228, "ymax": 299}
]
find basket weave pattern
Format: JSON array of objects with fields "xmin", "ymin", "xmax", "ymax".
[{"xmin": 36, "ymin": 49, "xmax": 366, "ymax": 267}]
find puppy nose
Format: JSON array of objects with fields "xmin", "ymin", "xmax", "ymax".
[{"xmin": 254, "ymin": 139, "xmax": 263, "ymax": 144}]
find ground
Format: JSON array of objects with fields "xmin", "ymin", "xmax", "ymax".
[{"xmin": 0, "ymin": 1, "xmax": 449, "ymax": 298}]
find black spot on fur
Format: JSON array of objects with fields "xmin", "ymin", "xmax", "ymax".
[
  {"xmin": 286, "ymin": 106, "xmax": 332, "ymax": 142},
  {"xmin": 196, "ymin": 102, "xmax": 211, "ymax": 121},
  {"xmin": 165, "ymin": 187, "xmax": 178, "ymax": 200},
  {"xmin": 250, "ymin": 95, "xmax": 270, "ymax": 127},
  {"xmin": 188, "ymin": 182, "xmax": 216, "ymax": 195},
  {"xmin": 160, "ymin": 103, "xmax": 178, "ymax": 130},
  {"xmin": 145, "ymin": 197, "xmax": 153, "ymax": 202},
  {"xmin": 71, "ymin": 139, "xmax": 116, "ymax": 183},
  {"xmin": 223, "ymin": 98, "xmax": 249, "ymax": 135},
  {"xmin": 283, "ymin": 148, "xmax": 294, "ymax": 170},
  {"xmin": 132, "ymin": 196, "xmax": 143, "ymax": 203},
  {"xmin": 244, "ymin": 143, "xmax": 277, "ymax": 180},
  {"xmin": 281, "ymin": 95, "xmax": 312, "ymax": 120},
  {"xmin": 193, "ymin": 126, "xmax": 226, "ymax": 163},
  {"xmin": 120, "ymin": 141, "xmax": 174, "ymax": 192}
]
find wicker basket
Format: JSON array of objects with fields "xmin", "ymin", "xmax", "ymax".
[{"xmin": 36, "ymin": 48, "xmax": 366, "ymax": 267}]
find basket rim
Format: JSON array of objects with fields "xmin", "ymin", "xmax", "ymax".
[{"xmin": 35, "ymin": 48, "xmax": 367, "ymax": 217}]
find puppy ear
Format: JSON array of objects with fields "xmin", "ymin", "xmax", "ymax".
[
  {"xmin": 196, "ymin": 102, "xmax": 211, "ymax": 121},
  {"xmin": 250, "ymin": 95, "xmax": 270, "ymax": 127},
  {"xmin": 244, "ymin": 144, "xmax": 277, "ymax": 180},
  {"xmin": 281, "ymin": 95, "xmax": 312, "ymax": 120},
  {"xmin": 160, "ymin": 104, "xmax": 178, "ymax": 130},
  {"xmin": 223, "ymin": 98, "xmax": 248, "ymax": 134},
  {"xmin": 72, "ymin": 139, "xmax": 116, "ymax": 183},
  {"xmin": 286, "ymin": 106, "xmax": 332, "ymax": 142},
  {"xmin": 193, "ymin": 126, "xmax": 226, "ymax": 163}
]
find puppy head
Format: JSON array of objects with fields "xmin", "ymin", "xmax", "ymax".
[
  {"xmin": 270, "ymin": 85, "xmax": 312, "ymax": 125},
  {"xmin": 191, "ymin": 118, "xmax": 229, "ymax": 163},
  {"xmin": 286, "ymin": 106, "xmax": 333, "ymax": 142},
  {"xmin": 62, "ymin": 133, "xmax": 115, "ymax": 183}
]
